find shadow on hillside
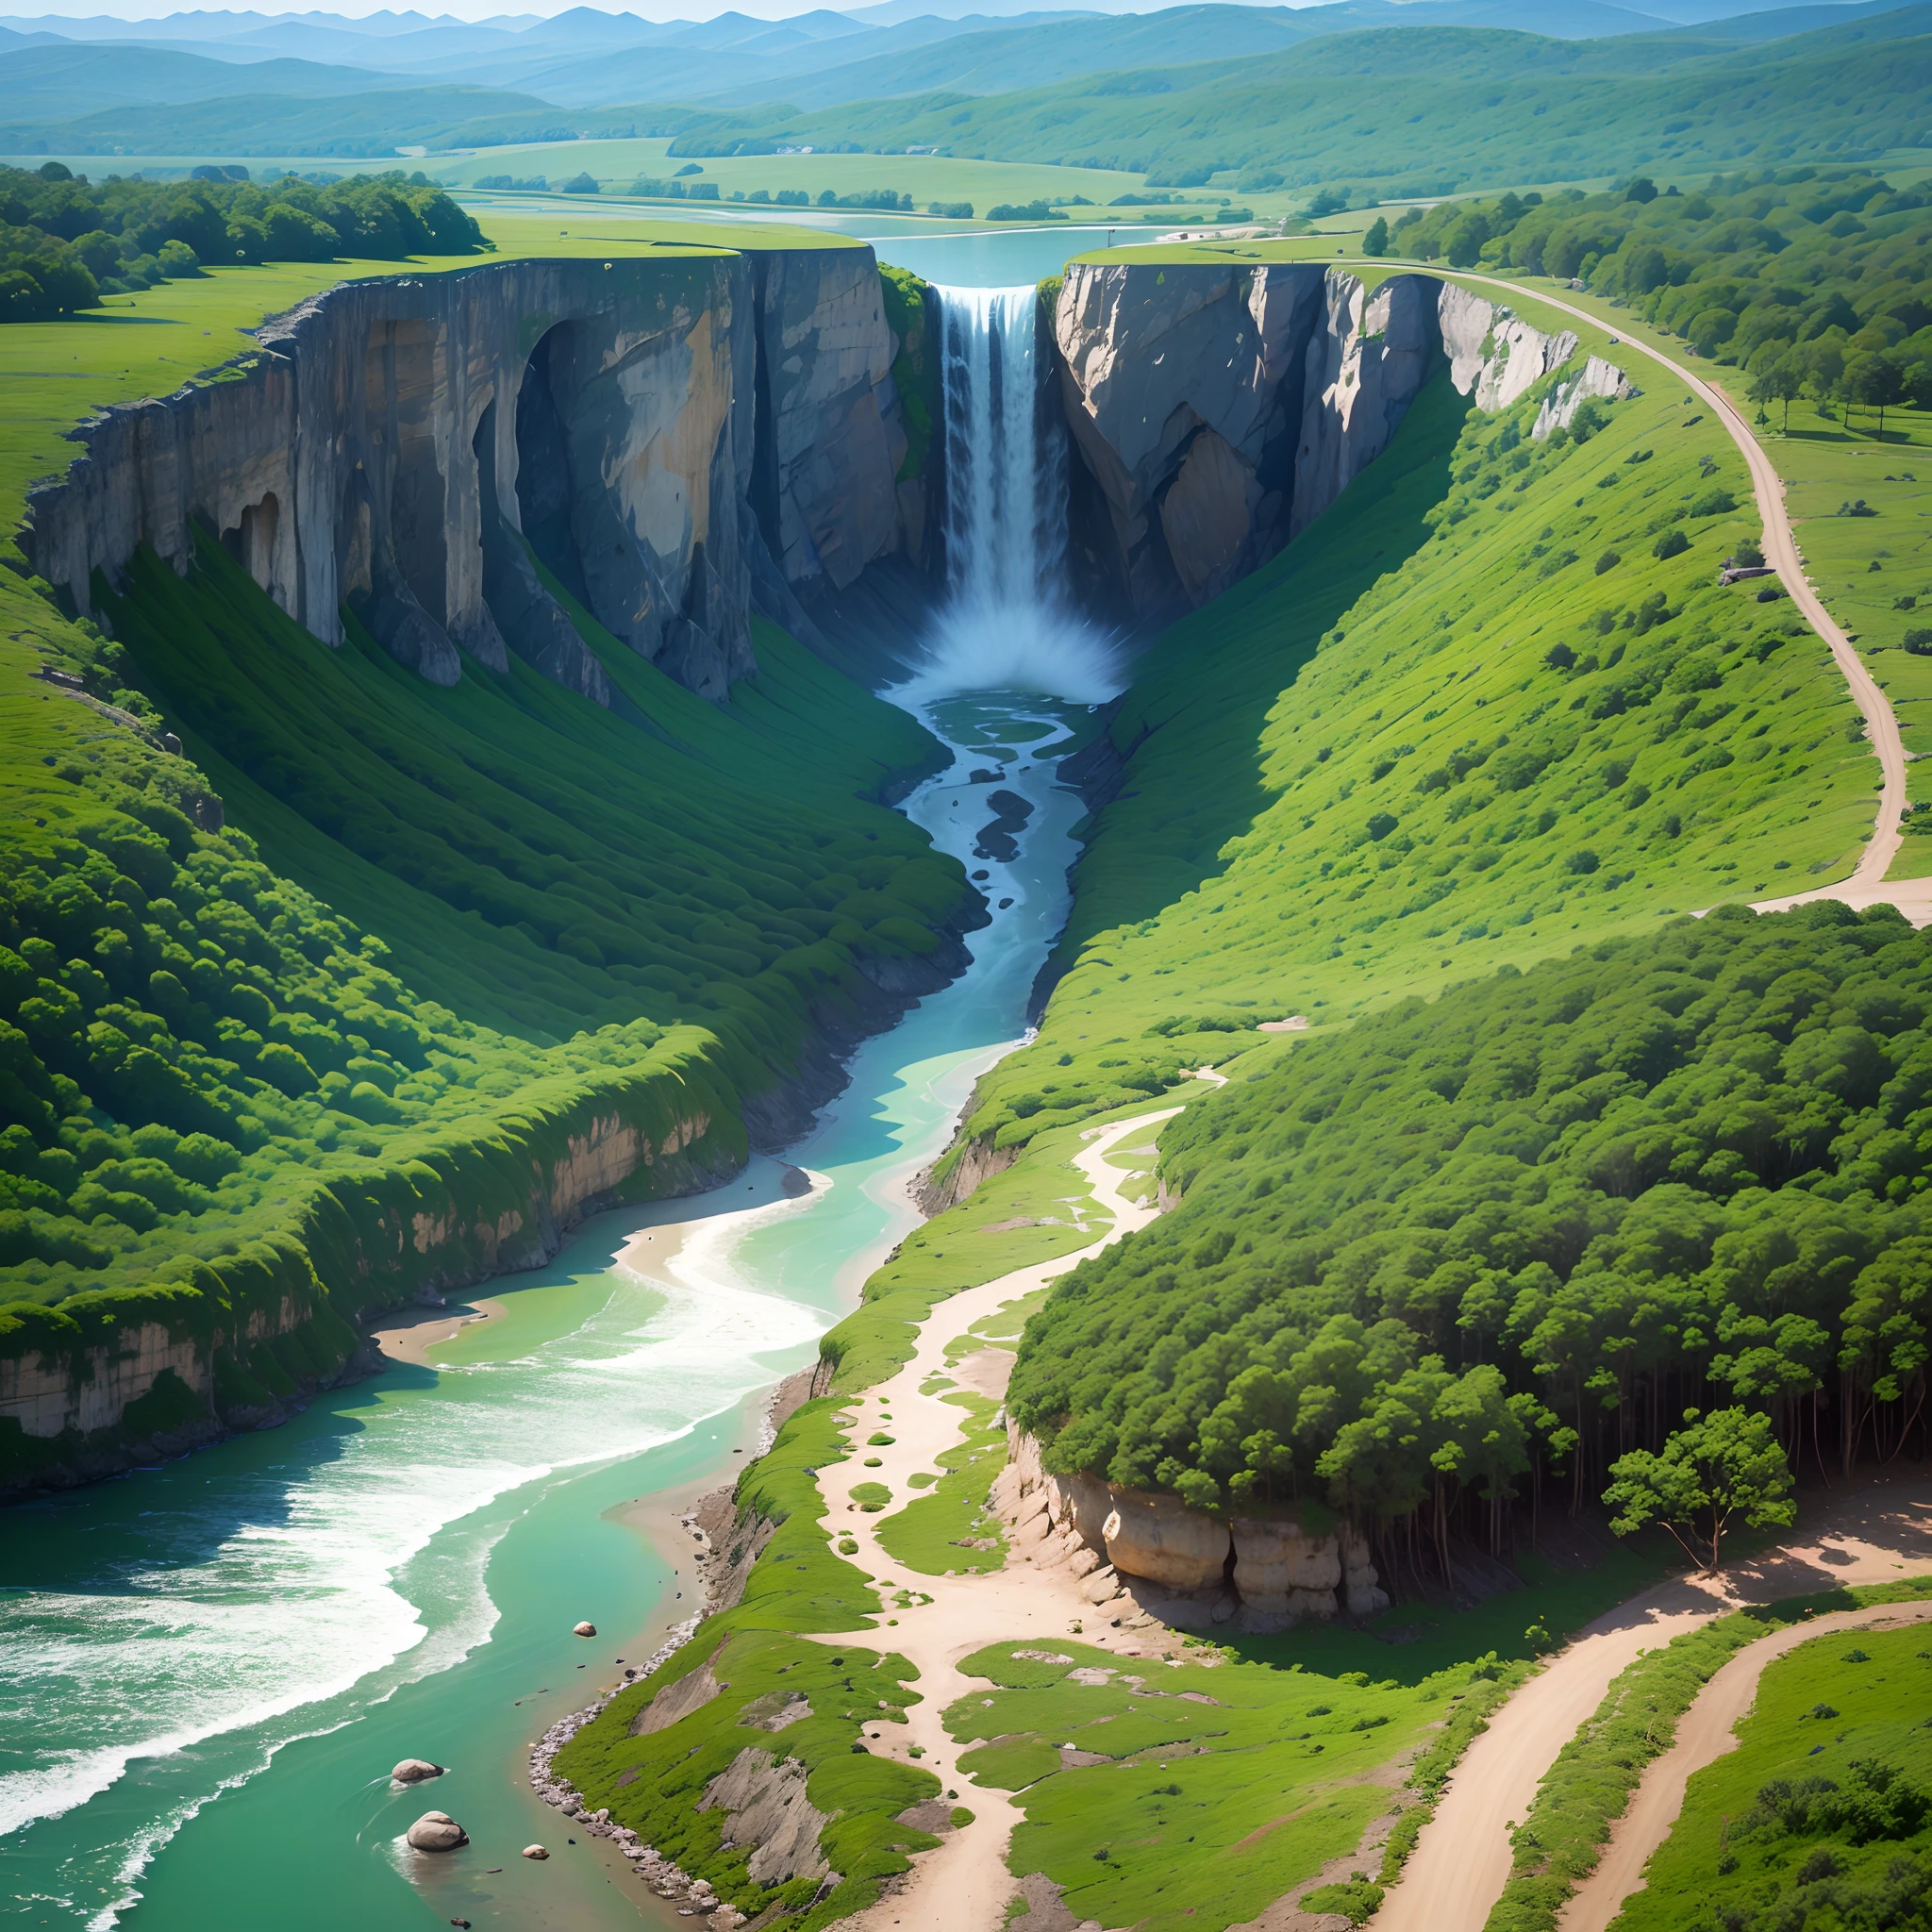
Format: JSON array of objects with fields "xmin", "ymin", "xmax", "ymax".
[{"xmin": 1042, "ymin": 374, "xmax": 1473, "ymax": 981}]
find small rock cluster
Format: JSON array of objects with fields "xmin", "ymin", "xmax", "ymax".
[
  {"xmin": 521, "ymin": 1380, "xmax": 804, "ymax": 1924},
  {"xmin": 526, "ymin": 1611, "xmax": 738, "ymax": 1915}
]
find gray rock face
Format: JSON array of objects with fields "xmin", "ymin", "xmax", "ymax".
[
  {"xmin": 751, "ymin": 247, "xmax": 905, "ymax": 597},
  {"xmin": 1533, "ymin": 353, "xmax": 1636, "ymax": 440},
  {"xmin": 1289, "ymin": 272, "xmax": 1441, "ymax": 541},
  {"xmin": 697, "ymin": 1746, "xmax": 831, "ymax": 1886},
  {"xmin": 1055, "ymin": 260, "xmax": 1328, "ymax": 616},
  {"xmin": 1052, "ymin": 267, "xmax": 1631, "ymax": 624},
  {"xmin": 25, "ymin": 245, "xmax": 908, "ymax": 706}
]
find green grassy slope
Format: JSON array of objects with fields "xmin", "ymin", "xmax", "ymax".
[
  {"xmin": 105, "ymin": 535, "xmax": 956, "ymax": 1050},
  {"xmin": 949, "ymin": 292, "xmax": 1871, "ymax": 1169}
]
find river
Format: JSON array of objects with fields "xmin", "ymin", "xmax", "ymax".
[{"xmin": 1, "ymin": 287, "xmax": 1112, "ymax": 1931}]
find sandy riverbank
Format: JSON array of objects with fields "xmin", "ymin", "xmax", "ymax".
[{"xmin": 367, "ymin": 1296, "xmax": 506, "ymax": 1365}]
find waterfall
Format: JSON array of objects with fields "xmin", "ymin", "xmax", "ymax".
[{"xmin": 894, "ymin": 285, "xmax": 1118, "ymax": 706}]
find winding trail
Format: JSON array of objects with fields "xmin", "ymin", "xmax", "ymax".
[
  {"xmin": 1557, "ymin": 1595, "xmax": 1932, "ymax": 1932},
  {"xmin": 1439, "ymin": 269, "xmax": 1924, "ymax": 918},
  {"xmin": 811, "ymin": 1108, "xmax": 1182, "ymax": 1932},
  {"xmin": 1372, "ymin": 1477, "xmax": 1932, "ymax": 1932}
]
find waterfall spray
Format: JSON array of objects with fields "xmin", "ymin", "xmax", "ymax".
[{"xmin": 894, "ymin": 285, "xmax": 1119, "ymax": 706}]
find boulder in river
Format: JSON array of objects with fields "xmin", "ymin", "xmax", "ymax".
[
  {"xmin": 406, "ymin": 1811, "xmax": 469, "ymax": 1852},
  {"xmin": 573, "ymin": 1621, "xmax": 597, "ymax": 1637},
  {"xmin": 391, "ymin": 1758, "xmax": 444, "ymax": 1784},
  {"xmin": 523, "ymin": 1844, "xmax": 551, "ymax": 1860}
]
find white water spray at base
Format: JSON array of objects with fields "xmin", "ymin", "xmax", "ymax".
[{"xmin": 893, "ymin": 284, "xmax": 1121, "ymax": 707}]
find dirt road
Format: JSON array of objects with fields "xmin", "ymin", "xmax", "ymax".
[
  {"xmin": 1373, "ymin": 1475, "xmax": 1932, "ymax": 1932},
  {"xmin": 1442, "ymin": 269, "xmax": 1920, "ymax": 919},
  {"xmin": 1558, "ymin": 1594, "xmax": 1932, "ymax": 1932}
]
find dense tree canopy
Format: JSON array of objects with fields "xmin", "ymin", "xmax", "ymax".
[
  {"xmin": 1008, "ymin": 906, "xmax": 1932, "ymax": 1561},
  {"xmin": 0, "ymin": 161, "xmax": 483, "ymax": 322},
  {"xmin": 1391, "ymin": 166, "xmax": 1932, "ymax": 412}
]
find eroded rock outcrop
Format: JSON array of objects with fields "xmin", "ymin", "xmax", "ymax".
[
  {"xmin": 697, "ymin": 1747, "xmax": 832, "ymax": 1886},
  {"xmin": 1052, "ymin": 266, "xmax": 1629, "ymax": 625},
  {"xmin": 996, "ymin": 1426, "xmax": 1385, "ymax": 1634},
  {"xmin": 25, "ymin": 244, "xmax": 909, "ymax": 707}
]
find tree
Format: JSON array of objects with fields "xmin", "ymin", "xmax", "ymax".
[
  {"xmin": 1362, "ymin": 216, "xmax": 1391, "ymax": 258},
  {"xmin": 1847, "ymin": 353, "xmax": 1907, "ymax": 440},
  {"xmin": 1444, "ymin": 213, "xmax": 1491, "ymax": 269},
  {"xmin": 1749, "ymin": 356, "xmax": 1805, "ymax": 433},
  {"xmin": 1604, "ymin": 1407, "xmax": 1795, "ymax": 1572}
]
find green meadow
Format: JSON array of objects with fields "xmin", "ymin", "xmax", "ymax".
[{"xmin": 946, "ymin": 1638, "xmax": 1524, "ymax": 1932}]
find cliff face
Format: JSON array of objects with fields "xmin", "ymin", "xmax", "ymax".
[
  {"xmin": 0, "ymin": 1051, "xmax": 745, "ymax": 1496},
  {"xmin": 995, "ymin": 1426, "xmax": 1389, "ymax": 1636},
  {"xmin": 1052, "ymin": 266, "xmax": 1627, "ymax": 625},
  {"xmin": 25, "ymin": 245, "xmax": 909, "ymax": 706}
]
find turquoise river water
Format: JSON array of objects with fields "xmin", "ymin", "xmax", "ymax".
[{"xmin": 1, "ymin": 684, "xmax": 1096, "ymax": 1930}]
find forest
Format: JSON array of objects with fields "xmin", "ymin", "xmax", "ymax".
[
  {"xmin": 1007, "ymin": 906, "xmax": 1932, "ymax": 1584},
  {"xmin": 0, "ymin": 524, "xmax": 966, "ymax": 1450},
  {"xmin": 1383, "ymin": 166, "xmax": 1932, "ymax": 413},
  {"xmin": 0, "ymin": 161, "xmax": 483, "ymax": 322}
]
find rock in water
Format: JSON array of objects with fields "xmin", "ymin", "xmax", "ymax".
[
  {"xmin": 523, "ymin": 1844, "xmax": 550, "ymax": 1860},
  {"xmin": 573, "ymin": 1621, "xmax": 596, "ymax": 1638},
  {"xmin": 391, "ymin": 1758, "xmax": 444, "ymax": 1784},
  {"xmin": 407, "ymin": 1812, "xmax": 469, "ymax": 1852}
]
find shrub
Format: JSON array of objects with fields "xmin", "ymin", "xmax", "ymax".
[{"xmin": 1653, "ymin": 528, "xmax": 1690, "ymax": 559}]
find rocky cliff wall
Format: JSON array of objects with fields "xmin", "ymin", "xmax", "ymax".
[
  {"xmin": 995, "ymin": 1425, "xmax": 1389, "ymax": 1636},
  {"xmin": 1051, "ymin": 266, "xmax": 1627, "ymax": 625},
  {"xmin": 24, "ymin": 245, "xmax": 909, "ymax": 706},
  {"xmin": 0, "ymin": 1061, "xmax": 745, "ymax": 1495}
]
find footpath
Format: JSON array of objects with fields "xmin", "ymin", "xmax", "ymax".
[
  {"xmin": 1440, "ymin": 266, "xmax": 1926, "ymax": 921},
  {"xmin": 811, "ymin": 1108, "xmax": 1183, "ymax": 1932}
]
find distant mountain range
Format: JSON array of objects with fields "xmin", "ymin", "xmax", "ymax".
[{"xmin": 0, "ymin": 0, "xmax": 1921, "ymax": 168}]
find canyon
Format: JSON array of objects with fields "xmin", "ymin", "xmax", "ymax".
[
  {"xmin": 25, "ymin": 249, "xmax": 1618, "ymax": 701},
  {"xmin": 5, "ymin": 240, "xmax": 1622, "ymax": 1491}
]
